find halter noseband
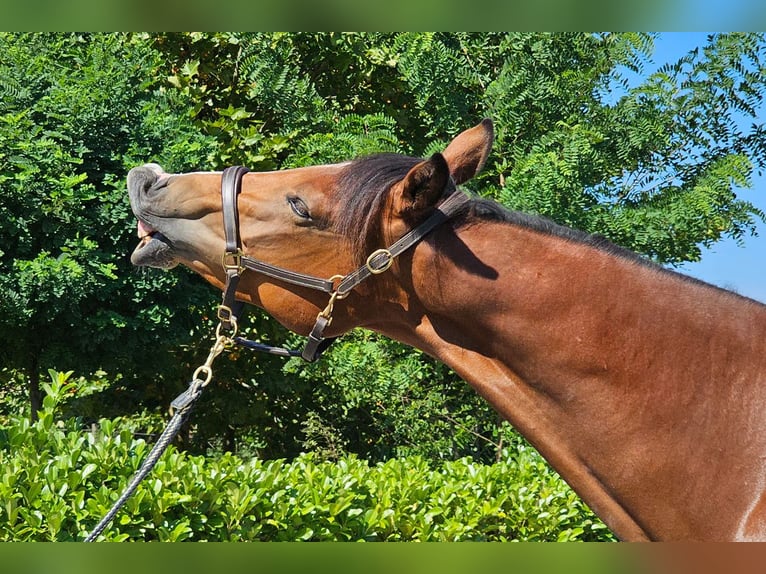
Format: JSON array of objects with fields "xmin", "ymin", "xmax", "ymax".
[{"xmin": 218, "ymin": 165, "xmax": 469, "ymax": 362}]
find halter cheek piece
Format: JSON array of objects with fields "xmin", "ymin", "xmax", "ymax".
[{"xmin": 218, "ymin": 165, "xmax": 469, "ymax": 362}]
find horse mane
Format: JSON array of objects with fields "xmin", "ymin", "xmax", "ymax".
[
  {"xmin": 334, "ymin": 153, "xmax": 681, "ymax": 281},
  {"xmin": 334, "ymin": 153, "xmax": 423, "ymax": 265},
  {"xmin": 462, "ymin": 196, "xmax": 659, "ymax": 270}
]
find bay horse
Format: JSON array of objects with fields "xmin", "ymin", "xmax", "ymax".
[{"xmin": 127, "ymin": 119, "xmax": 766, "ymax": 541}]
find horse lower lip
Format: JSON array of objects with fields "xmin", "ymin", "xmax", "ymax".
[
  {"xmin": 135, "ymin": 233, "xmax": 159, "ymax": 253},
  {"xmin": 131, "ymin": 232, "xmax": 174, "ymax": 267}
]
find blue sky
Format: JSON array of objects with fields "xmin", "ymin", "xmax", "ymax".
[{"xmin": 645, "ymin": 33, "xmax": 766, "ymax": 302}]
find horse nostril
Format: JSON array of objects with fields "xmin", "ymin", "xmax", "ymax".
[{"xmin": 128, "ymin": 164, "xmax": 165, "ymax": 194}]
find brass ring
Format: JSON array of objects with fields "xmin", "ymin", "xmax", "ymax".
[
  {"xmin": 366, "ymin": 249, "xmax": 393, "ymax": 274},
  {"xmin": 215, "ymin": 317, "xmax": 238, "ymax": 339},
  {"xmin": 192, "ymin": 365, "xmax": 213, "ymax": 386},
  {"xmin": 328, "ymin": 274, "xmax": 350, "ymax": 300}
]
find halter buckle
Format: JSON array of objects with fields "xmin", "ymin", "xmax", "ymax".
[
  {"xmin": 222, "ymin": 249, "xmax": 244, "ymax": 274},
  {"xmin": 365, "ymin": 248, "xmax": 393, "ymax": 274}
]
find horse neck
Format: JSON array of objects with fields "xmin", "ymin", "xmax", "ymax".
[{"xmin": 369, "ymin": 218, "xmax": 766, "ymax": 541}]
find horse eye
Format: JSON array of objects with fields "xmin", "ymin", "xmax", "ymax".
[{"xmin": 287, "ymin": 196, "xmax": 311, "ymax": 219}]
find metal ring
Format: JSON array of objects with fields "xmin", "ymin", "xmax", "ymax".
[
  {"xmin": 365, "ymin": 249, "xmax": 393, "ymax": 275},
  {"xmin": 192, "ymin": 365, "xmax": 213, "ymax": 386},
  {"xmin": 327, "ymin": 275, "xmax": 350, "ymax": 300},
  {"xmin": 215, "ymin": 316, "xmax": 238, "ymax": 339}
]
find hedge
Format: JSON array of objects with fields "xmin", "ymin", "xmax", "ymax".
[{"xmin": 0, "ymin": 372, "xmax": 613, "ymax": 542}]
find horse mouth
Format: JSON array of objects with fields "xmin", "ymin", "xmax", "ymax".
[{"xmin": 131, "ymin": 220, "xmax": 177, "ymax": 268}]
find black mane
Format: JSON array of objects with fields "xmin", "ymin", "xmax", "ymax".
[
  {"xmin": 334, "ymin": 153, "xmax": 657, "ymax": 271},
  {"xmin": 334, "ymin": 154, "xmax": 422, "ymax": 265},
  {"xmin": 461, "ymin": 196, "xmax": 657, "ymax": 269}
]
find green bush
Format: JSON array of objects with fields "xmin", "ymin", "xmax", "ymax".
[
  {"xmin": 0, "ymin": 32, "xmax": 218, "ymax": 423},
  {"xmin": 0, "ymin": 372, "xmax": 613, "ymax": 542}
]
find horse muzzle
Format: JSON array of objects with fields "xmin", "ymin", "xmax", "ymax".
[{"xmin": 127, "ymin": 164, "xmax": 177, "ymax": 268}]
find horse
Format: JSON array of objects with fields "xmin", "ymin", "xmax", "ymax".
[{"xmin": 127, "ymin": 119, "xmax": 766, "ymax": 541}]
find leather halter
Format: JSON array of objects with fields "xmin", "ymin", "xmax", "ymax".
[{"xmin": 218, "ymin": 165, "xmax": 469, "ymax": 362}]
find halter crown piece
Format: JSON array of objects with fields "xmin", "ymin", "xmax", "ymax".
[{"xmin": 218, "ymin": 165, "xmax": 469, "ymax": 361}]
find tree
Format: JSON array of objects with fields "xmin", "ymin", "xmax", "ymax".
[
  {"xmin": 482, "ymin": 33, "xmax": 766, "ymax": 264},
  {"xmin": 0, "ymin": 33, "xmax": 216, "ymax": 420}
]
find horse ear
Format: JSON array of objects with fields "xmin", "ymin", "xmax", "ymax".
[
  {"xmin": 393, "ymin": 153, "xmax": 450, "ymax": 216},
  {"xmin": 442, "ymin": 118, "xmax": 494, "ymax": 184}
]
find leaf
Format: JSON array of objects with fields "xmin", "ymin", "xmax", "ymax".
[{"xmin": 180, "ymin": 59, "xmax": 200, "ymax": 78}]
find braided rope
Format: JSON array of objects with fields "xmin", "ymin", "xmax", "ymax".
[{"xmin": 83, "ymin": 380, "xmax": 204, "ymax": 541}]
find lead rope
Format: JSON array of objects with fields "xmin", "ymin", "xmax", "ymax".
[{"xmin": 83, "ymin": 328, "xmax": 231, "ymax": 542}]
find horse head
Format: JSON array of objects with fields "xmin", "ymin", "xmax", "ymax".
[{"xmin": 127, "ymin": 119, "xmax": 494, "ymax": 336}]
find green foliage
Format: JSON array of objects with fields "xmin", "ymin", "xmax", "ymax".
[
  {"xmin": 286, "ymin": 331, "xmax": 509, "ymax": 463},
  {"xmin": 486, "ymin": 33, "xmax": 766, "ymax": 264},
  {"xmin": 0, "ymin": 33, "xmax": 217, "ymax": 418},
  {"xmin": 0, "ymin": 376, "xmax": 613, "ymax": 542},
  {"xmin": 156, "ymin": 32, "xmax": 409, "ymax": 170}
]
